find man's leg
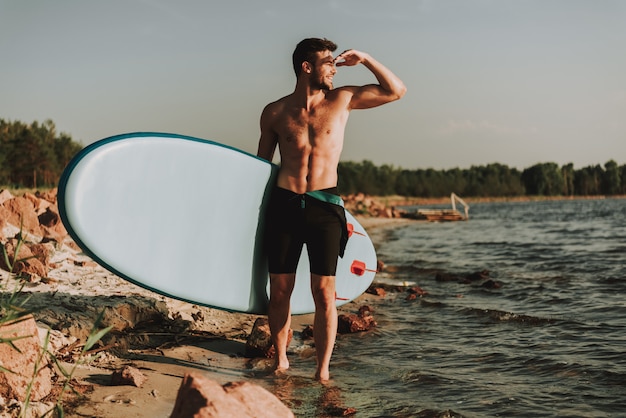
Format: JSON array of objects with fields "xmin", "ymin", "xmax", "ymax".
[
  {"xmin": 268, "ymin": 273, "xmax": 296, "ymax": 372},
  {"xmin": 311, "ymin": 273, "xmax": 337, "ymax": 382}
]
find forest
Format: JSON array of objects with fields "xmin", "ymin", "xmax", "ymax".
[
  {"xmin": 1, "ymin": 118, "xmax": 624, "ymax": 197},
  {"xmin": 337, "ymin": 159, "xmax": 626, "ymax": 197},
  {"xmin": 0, "ymin": 119, "xmax": 82, "ymax": 189}
]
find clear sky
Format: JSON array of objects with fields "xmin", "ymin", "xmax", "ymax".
[{"xmin": 1, "ymin": 0, "xmax": 625, "ymax": 170}]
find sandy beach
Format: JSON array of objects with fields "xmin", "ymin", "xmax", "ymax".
[{"xmin": 1, "ymin": 209, "xmax": 410, "ymax": 417}]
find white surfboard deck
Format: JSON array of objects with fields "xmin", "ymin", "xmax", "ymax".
[{"xmin": 58, "ymin": 133, "xmax": 377, "ymax": 315}]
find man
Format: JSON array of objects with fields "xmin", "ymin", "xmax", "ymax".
[{"xmin": 257, "ymin": 38, "xmax": 406, "ymax": 382}]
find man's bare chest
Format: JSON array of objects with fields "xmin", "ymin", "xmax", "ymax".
[{"xmin": 278, "ymin": 107, "xmax": 344, "ymax": 141}]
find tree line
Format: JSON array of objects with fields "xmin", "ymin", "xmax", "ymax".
[
  {"xmin": 338, "ymin": 160, "xmax": 626, "ymax": 197},
  {"xmin": 0, "ymin": 119, "xmax": 83, "ymax": 188},
  {"xmin": 2, "ymin": 118, "xmax": 624, "ymax": 197}
]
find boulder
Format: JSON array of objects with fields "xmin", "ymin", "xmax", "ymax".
[
  {"xmin": 169, "ymin": 372, "xmax": 294, "ymax": 418},
  {"xmin": 337, "ymin": 307, "xmax": 377, "ymax": 334},
  {"xmin": 0, "ymin": 316, "xmax": 54, "ymax": 402},
  {"xmin": 0, "ymin": 196, "xmax": 42, "ymax": 236},
  {"xmin": 245, "ymin": 317, "xmax": 292, "ymax": 358}
]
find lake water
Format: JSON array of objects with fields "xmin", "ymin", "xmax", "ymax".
[{"xmin": 256, "ymin": 198, "xmax": 626, "ymax": 417}]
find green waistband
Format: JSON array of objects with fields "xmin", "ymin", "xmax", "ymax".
[{"xmin": 305, "ymin": 190, "xmax": 344, "ymax": 207}]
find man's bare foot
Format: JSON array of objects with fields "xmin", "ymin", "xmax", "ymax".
[
  {"xmin": 314, "ymin": 369, "xmax": 330, "ymax": 383},
  {"xmin": 273, "ymin": 368, "xmax": 288, "ymax": 377},
  {"xmin": 273, "ymin": 357, "xmax": 290, "ymax": 375}
]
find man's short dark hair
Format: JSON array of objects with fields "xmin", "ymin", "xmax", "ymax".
[{"xmin": 292, "ymin": 38, "xmax": 338, "ymax": 77}]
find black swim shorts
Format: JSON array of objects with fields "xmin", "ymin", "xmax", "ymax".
[{"xmin": 264, "ymin": 187, "xmax": 348, "ymax": 276}]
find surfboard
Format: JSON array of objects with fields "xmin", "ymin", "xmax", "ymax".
[{"xmin": 58, "ymin": 132, "xmax": 377, "ymax": 315}]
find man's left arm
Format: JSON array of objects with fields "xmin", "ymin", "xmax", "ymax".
[{"xmin": 335, "ymin": 49, "xmax": 407, "ymax": 109}]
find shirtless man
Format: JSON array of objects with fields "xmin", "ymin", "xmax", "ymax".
[{"xmin": 257, "ymin": 38, "xmax": 406, "ymax": 382}]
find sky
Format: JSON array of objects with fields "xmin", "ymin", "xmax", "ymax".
[{"xmin": 1, "ymin": 0, "xmax": 625, "ymax": 170}]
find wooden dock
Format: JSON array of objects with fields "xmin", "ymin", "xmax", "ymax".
[{"xmin": 401, "ymin": 193, "xmax": 470, "ymax": 222}]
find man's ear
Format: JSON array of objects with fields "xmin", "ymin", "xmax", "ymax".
[{"xmin": 302, "ymin": 61, "xmax": 312, "ymax": 74}]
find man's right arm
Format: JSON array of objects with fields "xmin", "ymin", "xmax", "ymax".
[{"xmin": 257, "ymin": 104, "xmax": 278, "ymax": 161}]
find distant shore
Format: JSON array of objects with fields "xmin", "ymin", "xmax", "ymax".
[{"xmin": 371, "ymin": 193, "xmax": 626, "ymax": 207}]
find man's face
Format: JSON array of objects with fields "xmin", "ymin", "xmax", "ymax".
[{"xmin": 309, "ymin": 50, "xmax": 336, "ymax": 90}]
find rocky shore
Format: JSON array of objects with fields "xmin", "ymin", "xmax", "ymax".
[{"xmin": 0, "ymin": 189, "xmax": 411, "ymax": 418}]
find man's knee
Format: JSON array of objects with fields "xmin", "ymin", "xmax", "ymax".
[
  {"xmin": 270, "ymin": 274, "xmax": 296, "ymax": 303},
  {"xmin": 311, "ymin": 275, "xmax": 336, "ymax": 310}
]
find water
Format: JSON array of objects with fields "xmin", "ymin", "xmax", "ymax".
[{"xmin": 252, "ymin": 198, "xmax": 626, "ymax": 417}]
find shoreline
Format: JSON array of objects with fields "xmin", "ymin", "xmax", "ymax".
[
  {"xmin": 0, "ymin": 188, "xmax": 411, "ymax": 417},
  {"xmin": 4, "ymin": 190, "xmax": 613, "ymax": 416},
  {"xmin": 3, "ymin": 190, "xmax": 621, "ymax": 416}
]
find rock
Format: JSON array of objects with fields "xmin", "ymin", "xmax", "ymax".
[
  {"xmin": 407, "ymin": 286, "xmax": 428, "ymax": 296},
  {"xmin": 38, "ymin": 206, "xmax": 67, "ymax": 242},
  {"xmin": 73, "ymin": 260, "xmax": 98, "ymax": 268},
  {"xmin": 169, "ymin": 372, "xmax": 294, "ymax": 418},
  {"xmin": 435, "ymin": 270, "xmax": 498, "ymax": 288},
  {"xmin": 465, "ymin": 270, "xmax": 490, "ymax": 282},
  {"xmin": 337, "ymin": 308, "xmax": 377, "ymax": 334},
  {"xmin": 38, "ymin": 208, "xmax": 60, "ymax": 228},
  {"xmin": 366, "ymin": 284, "xmax": 386, "ymax": 297},
  {"xmin": 435, "ymin": 272, "xmax": 461, "ymax": 282},
  {"xmin": 357, "ymin": 305, "xmax": 374, "ymax": 316},
  {"xmin": 245, "ymin": 317, "xmax": 292, "ymax": 358},
  {"xmin": 0, "ymin": 191, "xmax": 67, "ymax": 243},
  {"xmin": 111, "ymin": 365, "xmax": 147, "ymax": 387},
  {"xmin": 23, "ymin": 293, "xmax": 177, "ymax": 346},
  {"xmin": 481, "ymin": 279, "xmax": 502, "ymax": 289},
  {"xmin": 301, "ymin": 325, "xmax": 314, "ymax": 340},
  {"xmin": 35, "ymin": 188, "xmax": 58, "ymax": 204},
  {"xmin": 0, "ymin": 316, "xmax": 54, "ymax": 402},
  {"xmin": 0, "ymin": 189, "xmax": 14, "ymax": 205},
  {"xmin": 0, "ymin": 239, "xmax": 47, "ymax": 278},
  {"xmin": 29, "ymin": 242, "xmax": 55, "ymax": 269},
  {"xmin": 343, "ymin": 193, "xmax": 397, "ymax": 218},
  {"xmin": 23, "ymin": 192, "xmax": 51, "ymax": 216},
  {"xmin": 324, "ymin": 405, "xmax": 358, "ymax": 416},
  {"xmin": 416, "ymin": 409, "xmax": 464, "ymax": 418},
  {"xmin": 0, "ymin": 196, "xmax": 42, "ymax": 236}
]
